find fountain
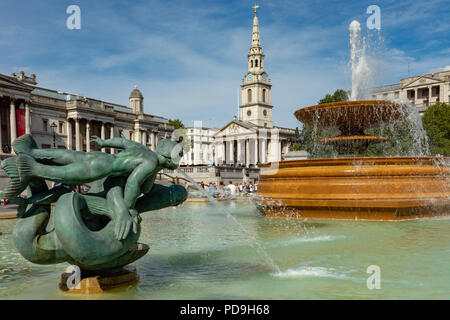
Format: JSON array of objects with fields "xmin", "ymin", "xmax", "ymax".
[{"xmin": 256, "ymin": 21, "xmax": 450, "ymax": 221}]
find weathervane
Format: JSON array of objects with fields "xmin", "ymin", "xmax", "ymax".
[{"xmin": 253, "ymin": 1, "xmax": 259, "ymax": 16}]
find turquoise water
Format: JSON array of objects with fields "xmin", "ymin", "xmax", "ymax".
[{"xmin": 0, "ymin": 200, "xmax": 449, "ymax": 299}]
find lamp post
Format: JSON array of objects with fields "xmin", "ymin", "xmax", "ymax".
[{"xmin": 50, "ymin": 122, "xmax": 57, "ymax": 148}]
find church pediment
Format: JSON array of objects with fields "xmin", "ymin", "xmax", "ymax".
[{"xmin": 213, "ymin": 120, "xmax": 256, "ymax": 138}]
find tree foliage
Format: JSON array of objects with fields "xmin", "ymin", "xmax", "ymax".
[
  {"xmin": 422, "ymin": 102, "xmax": 450, "ymax": 156},
  {"xmin": 168, "ymin": 119, "xmax": 185, "ymax": 130},
  {"xmin": 318, "ymin": 89, "xmax": 349, "ymax": 105}
]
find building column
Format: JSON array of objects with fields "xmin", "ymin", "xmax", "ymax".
[
  {"xmin": 0, "ymin": 111, "xmax": 2, "ymax": 149},
  {"xmin": 154, "ymin": 133, "xmax": 158, "ymax": 148},
  {"xmin": 254, "ymin": 137, "xmax": 259, "ymax": 166},
  {"xmin": 85, "ymin": 121, "xmax": 91, "ymax": 152},
  {"xmin": 150, "ymin": 132, "xmax": 155, "ymax": 151},
  {"xmin": 10, "ymin": 99, "xmax": 17, "ymax": 147},
  {"xmin": 245, "ymin": 139, "xmax": 250, "ymax": 167},
  {"xmin": 25, "ymin": 101, "xmax": 31, "ymax": 134},
  {"xmin": 237, "ymin": 139, "xmax": 243, "ymax": 165},
  {"xmin": 261, "ymin": 138, "xmax": 267, "ymax": 163},
  {"xmin": 414, "ymin": 88, "xmax": 418, "ymax": 105},
  {"xmin": 101, "ymin": 122, "xmax": 106, "ymax": 152},
  {"xmin": 214, "ymin": 142, "xmax": 219, "ymax": 165},
  {"xmin": 110, "ymin": 124, "xmax": 115, "ymax": 154},
  {"xmin": 67, "ymin": 119, "xmax": 73, "ymax": 150},
  {"xmin": 141, "ymin": 131, "xmax": 146, "ymax": 146},
  {"xmin": 75, "ymin": 118, "xmax": 81, "ymax": 151}
]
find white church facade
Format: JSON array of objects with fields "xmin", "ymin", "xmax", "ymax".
[{"xmin": 180, "ymin": 5, "xmax": 295, "ymax": 167}]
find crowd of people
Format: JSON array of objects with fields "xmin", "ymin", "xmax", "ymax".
[{"xmin": 184, "ymin": 180, "xmax": 258, "ymax": 198}]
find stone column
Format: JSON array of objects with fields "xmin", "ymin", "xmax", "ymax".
[
  {"xmin": 228, "ymin": 139, "xmax": 234, "ymax": 164},
  {"xmin": 214, "ymin": 142, "xmax": 219, "ymax": 165},
  {"xmin": 0, "ymin": 111, "xmax": 2, "ymax": 150},
  {"xmin": 101, "ymin": 122, "xmax": 106, "ymax": 152},
  {"xmin": 414, "ymin": 88, "xmax": 418, "ymax": 106},
  {"xmin": 85, "ymin": 121, "xmax": 91, "ymax": 152},
  {"xmin": 142, "ymin": 131, "xmax": 146, "ymax": 146},
  {"xmin": 428, "ymin": 86, "xmax": 432, "ymax": 106},
  {"xmin": 25, "ymin": 102, "xmax": 31, "ymax": 134},
  {"xmin": 245, "ymin": 139, "xmax": 250, "ymax": 167},
  {"xmin": 10, "ymin": 99, "xmax": 17, "ymax": 147},
  {"xmin": 261, "ymin": 138, "xmax": 267, "ymax": 163},
  {"xmin": 75, "ymin": 118, "xmax": 81, "ymax": 151},
  {"xmin": 67, "ymin": 119, "xmax": 72, "ymax": 150},
  {"xmin": 154, "ymin": 134, "xmax": 158, "ymax": 148},
  {"xmin": 110, "ymin": 124, "xmax": 115, "ymax": 154},
  {"xmin": 254, "ymin": 137, "xmax": 259, "ymax": 166},
  {"xmin": 237, "ymin": 139, "xmax": 242, "ymax": 165},
  {"xmin": 150, "ymin": 132, "xmax": 155, "ymax": 151}
]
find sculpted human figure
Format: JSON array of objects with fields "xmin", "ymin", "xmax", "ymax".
[{"xmin": 1, "ymin": 134, "xmax": 185, "ymax": 240}]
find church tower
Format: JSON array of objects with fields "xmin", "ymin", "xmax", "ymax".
[{"xmin": 240, "ymin": 3, "xmax": 273, "ymax": 128}]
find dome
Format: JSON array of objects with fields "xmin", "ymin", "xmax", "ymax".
[{"xmin": 129, "ymin": 86, "xmax": 143, "ymax": 99}]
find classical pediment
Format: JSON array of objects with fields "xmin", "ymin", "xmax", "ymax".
[
  {"xmin": 213, "ymin": 120, "xmax": 257, "ymax": 138},
  {"xmin": 403, "ymin": 75, "xmax": 443, "ymax": 88}
]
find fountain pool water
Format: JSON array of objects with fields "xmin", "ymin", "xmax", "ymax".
[{"xmin": 1, "ymin": 201, "xmax": 449, "ymax": 299}]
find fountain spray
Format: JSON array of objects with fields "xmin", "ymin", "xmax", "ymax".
[{"xmin": 176, "ymin": 168, "xmax": 282, "ymax": 274}]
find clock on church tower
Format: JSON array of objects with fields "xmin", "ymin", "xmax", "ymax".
[{"xmin": 240, "ymin": 4, "xmax": 273, "ymax": 128}]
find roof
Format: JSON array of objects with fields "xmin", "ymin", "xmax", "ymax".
[{"xmin": 129, "ymin": 86, "xmax": 143, "ymax": 99}]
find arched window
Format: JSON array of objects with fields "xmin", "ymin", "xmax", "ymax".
[
  {"xmin": 250, "ymin": 60, "xmax": 253, "ymax": 68},
  {"xmin": 262, "ymin": 89, "xmax": 266, "ymax": 103},
  {"xmin": 247, "ymin": 89, "xmax": 252, "ymax": 103},
  {"xmin": 255, "ymin": 59, "xmax": 258, "ymax": 67}
]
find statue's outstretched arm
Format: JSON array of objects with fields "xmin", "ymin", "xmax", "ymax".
[
  {"xmin": 124, "ymin": 163, "xmax": 153, "ymax": 209},
  {"xmin": 91, "ymin": 136, "xmax": 142, "ymax": 149}
]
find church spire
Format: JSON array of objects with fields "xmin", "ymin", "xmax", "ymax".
[{"xmin": 251, "ymin": 2, "xmax": 262, "ymax": 53}]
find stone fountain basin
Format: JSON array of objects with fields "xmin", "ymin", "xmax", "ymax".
[
  {"xmin": 294, "ymin": 100, "xmax": 409, "ymax": 134},
  {"xmin": 256, "ymin": 156, "xmax": 450, "ymax": 221}
]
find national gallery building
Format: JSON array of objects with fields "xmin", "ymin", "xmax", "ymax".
[{"xmin": 0, "ymin": 71, "xmax": 174, "ymax": 159}]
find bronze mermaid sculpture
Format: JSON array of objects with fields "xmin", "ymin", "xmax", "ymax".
[{"xmin": 0, "ymin": 134, "xmax": 187, "ymax": 273}]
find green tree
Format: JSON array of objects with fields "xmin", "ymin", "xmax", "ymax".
[
  {"xmin": 168, "ymin": 119, "xmax": 185, "ymax": 130},
  {"xmin": 422, "ymin": 102, "xmax": 450, "ymax": 156},
  {"xmin": 318, "ymin": 89, "xmax": 349, "ymax": 105}
]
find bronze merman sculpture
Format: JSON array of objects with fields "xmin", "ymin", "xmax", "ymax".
[{"xmin": 0, "ymin": 134, "xmax": 187, "ymax": 290}]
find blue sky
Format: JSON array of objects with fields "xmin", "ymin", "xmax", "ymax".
[{"xmin": 0, "ymin": 0, "xmax": 449, "ymax": 128}]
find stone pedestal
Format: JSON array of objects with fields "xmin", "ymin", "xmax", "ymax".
[{"xmin": 59, "ymin": 265, "xmax": 140, "ymax": 294}]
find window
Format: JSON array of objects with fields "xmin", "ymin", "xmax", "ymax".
[
  {"xmin": 262, "ymin": 89, "xmax": 266, "ymax": 103},
  {"xmin": 263, "ymin": 109, "xmax": 267, "ymax": 117},
  {"xmin": 264, "ymin": 123, "xmax": 267, "ymax": 128},
  {"xmin": 42, "ymin": 119, "xmax": 48, "ymax": 132},
  {"xmin": 250, "ymin": 60, "xmax": 253, "ymax": 68},
  {"xmin": 255, "ymin": 60, "xmax": 258, "ymax": 67},
  {"xmin": 247, "ymin": 89, "xmax": 252, "ymax": 103},
  {"xmin": 247, "ymin": 110, "xmax": 251, "ymax": 116},
  {"xmin": 59, "ymin": 121, "xmax": 64, "ymax": 134},
  {"xmin": 394, "ymin": 91, "xmax": 399, "ymax": 99}
]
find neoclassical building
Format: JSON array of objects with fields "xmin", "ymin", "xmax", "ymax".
[
  {"xmin": 180, "ymin": 5, "xmax": 295, "ymax": 167},
  {"xmin": 0, "ymin": 71, "xmax": 174, "ymax": 159},
  {"xmin": 370, "ymin": 70, "xmax": 450, "ymax": 114}
]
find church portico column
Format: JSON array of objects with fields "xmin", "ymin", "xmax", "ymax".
[
  {"xmin": 237, "ymin": 139, "xmax": 243, "ymax": 165},
  {"xmin": 245, "ymin": 139, "xmax": 250, "ymax": 167},
  {"xmin": 254, "ymin": 137, "xmax": 259, "ymax": 166}
]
